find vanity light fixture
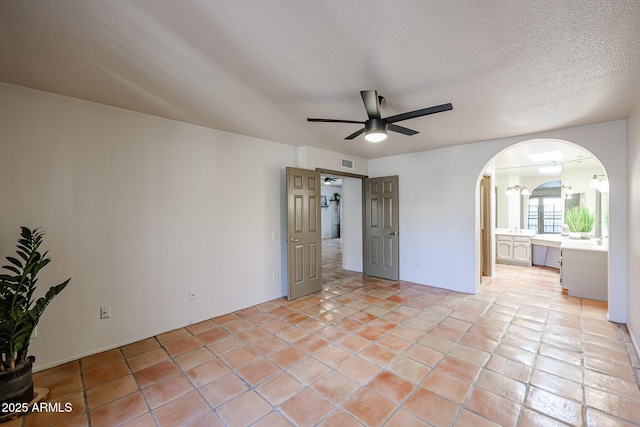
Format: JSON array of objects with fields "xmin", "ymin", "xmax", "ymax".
[
  {"xmin": 562, "ymin": 185, "xmax": 574, "ymax": 199},
  {"xmin": 506, "ymin": 185, "xmax": 529, "ymax": 196},
  {"xmin": 590, "ymin": 175, "xmax": 609, "ymax": 193}
]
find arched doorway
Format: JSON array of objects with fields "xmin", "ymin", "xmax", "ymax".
[{"xmin": 478, "ymin": 138, "xmax": 610, "ymax": 301}]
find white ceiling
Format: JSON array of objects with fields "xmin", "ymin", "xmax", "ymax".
[{"xmin": 2, "ymin": 1, "xmax": 640, "ymax": 160}]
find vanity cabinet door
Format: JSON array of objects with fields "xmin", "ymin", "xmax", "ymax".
[
  {"xmin": 513, "ymin": 239, "xmax": 531, "ymax": 263},
  {"xmin": 496, "ymin": 236, "xmax": 513, "ymax": 261}
]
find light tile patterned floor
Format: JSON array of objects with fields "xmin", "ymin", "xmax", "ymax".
[{"xmin": 7, "ymin": 238, "xmax": 640, "ymax": 426}]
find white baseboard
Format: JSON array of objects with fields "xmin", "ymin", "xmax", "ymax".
[{"xmin": 32, "ymin": 331, "xmax": 162, "ymax": 373}]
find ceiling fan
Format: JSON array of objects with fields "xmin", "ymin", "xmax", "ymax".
[
  {"xmin": 323, "ymin": 177, "xmax": 338, "ymax": 185},
  {"xmin": 307, "ymin": 90, "xmax": 453, "ymax": 142}
]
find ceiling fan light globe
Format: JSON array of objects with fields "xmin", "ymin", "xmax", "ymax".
[{"xmin": 365, "ymin": 131, "xmax": 387, "ymax": 142}]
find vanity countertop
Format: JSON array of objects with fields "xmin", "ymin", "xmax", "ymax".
[
  {"xmin": 496, "ymin": 230, "xmax": 608, "ymax": 252},
  {"xmin": 530, "ymin": 234, "xmax": 563, "ymax": 247},
  {"xmin": 560, "ymin": 237, "xmax": 608, "ymax": 252},
  {"xmin": 495, "ymin": 228, "xmax": 536, "ymax": 237}
]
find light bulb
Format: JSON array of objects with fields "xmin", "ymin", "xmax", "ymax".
[
  {"xmin": 596, "ymin": 180, "xmax": 609, "ymax": 193},
  {"xmin": 365, "ymin": 131, "xmax": 387, "ymax": 143}
]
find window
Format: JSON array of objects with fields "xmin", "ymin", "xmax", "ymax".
[
  {"xmin": 526, "ymin": 180, "xmax": 563, "ymax": 234},
  {"xmin": 528, "ymin": 196, "xmax": 562, "ymax": 233},
  {"xmin": 527, "ymin": 198, "xmax": 539, "ymax": 231}
]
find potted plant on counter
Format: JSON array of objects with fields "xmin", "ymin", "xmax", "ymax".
[
  {"xmin": 564, "ymin": 206, "xmax": 595, "ymax": 239},
  {"xmin": 0, "ymin": 227, "xmax": 70, "ymax": 411}
]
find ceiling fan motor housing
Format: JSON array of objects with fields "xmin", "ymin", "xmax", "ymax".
[{"xmin": 365, "ymin": 118, "xmax": 387, "ymax": 133}]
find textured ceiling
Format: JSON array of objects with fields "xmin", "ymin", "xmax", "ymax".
[{"xmin": 1, "ymin": 1, "xmax": 639, "ymax": 159}]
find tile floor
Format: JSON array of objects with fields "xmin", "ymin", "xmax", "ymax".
[{"xmin": 7, "ymin": 238, "xmax": 640, "ymax": 426}]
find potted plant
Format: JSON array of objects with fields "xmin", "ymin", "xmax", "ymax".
[
  {"xmin": 0, "ymin": 227, "xmax": 70, "ymax": 406},
  {"xmin": 564, "ymin": 206, "xmax": 595, "ymax": 239}
]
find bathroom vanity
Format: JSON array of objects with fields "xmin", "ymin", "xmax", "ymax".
[
  {"xmin": 560, "ymin": 238, "xmax": 608, "ymax": 301},
  {"xmin": 495, "ymin": 228, "xmax": 535, "ymax": 267},
  {"xmin": 495, "ymin": 229, "xmax": 535, "ymax": 267},
  {"xmin": 496, "ymin": 230, "xmax": 608, "ymax": 301}
]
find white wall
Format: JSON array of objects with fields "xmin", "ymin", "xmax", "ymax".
[
  {"xmin": 320, "ymin": 185, "xmax": 341, "ymax": 238},
  {"xmin": 369, "ymin": 147, "xmax": 482, "ymax": 294},
  {"xmin": 0, "ymin": 83, "xmax": 299, "ymax": 370},
  {"xmin": 627, "ymin": 99, "xmax": 640, "ymax": 352},
  {"xmin": 369, "ymin": 120, "xmax": 628, "ymax": 324},
  {"xmin": 297, "ymin": 146, "xmax": 368, "ymax": 176},
  {"xmin": 341, "ymin": 177, "xmax": 363, "ymax": 272}
]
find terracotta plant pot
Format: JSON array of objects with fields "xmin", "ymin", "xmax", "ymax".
[{"xmin": 0, "ymin": 358, "xmax": 34, "ymax": 405}]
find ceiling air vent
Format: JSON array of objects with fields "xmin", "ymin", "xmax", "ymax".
[{"xmin": 341, "ymin": 158, "xmax": 354, "ymax": 170}]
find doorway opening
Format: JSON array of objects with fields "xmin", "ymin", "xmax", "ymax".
[
  {"xmin": 320, "ymin": 174, "xmax": 344, "ymax": 279},
  {"xmin": 478, "ymin": 139, "xmax": 609, "ymax": 303},
  {"xmin": 317, "ymin": 169, "xmax": 365, "ymax": 284}
]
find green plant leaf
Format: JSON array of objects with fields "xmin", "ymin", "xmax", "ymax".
[
  {"xmin": 5, "ymin": 256, "xmax": 23, "ymax": 269},
  {"xmin": 0, "ymin": 227, "xmax": 70, "ymax": 368},
  {"xmin": 565, "ymin": 206, "xmax": 594, "ymax": 233},
  {"xmin": 2, "ymin": 265, "xmax": 21, "ymax": 275}
]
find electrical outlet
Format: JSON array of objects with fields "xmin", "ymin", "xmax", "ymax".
[
  {"xmin": 100, "ymin": 306, "xmax": 111, "ymax": 319},
  {"xmin": 189, "ymin": 290, "xmax": 197, "ymax": 300},
  {"xmin": 273, "ymin": 272, "xmax": 279, "ymax": 281}
]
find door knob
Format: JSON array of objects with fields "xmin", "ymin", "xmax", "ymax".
[
  {"xmin": 390, "ymin": 232, "xmax": 399, "ymax": 236},
  {"xmin": 289, "ymin": 237, "xmax": 299, "ymax": 242}
]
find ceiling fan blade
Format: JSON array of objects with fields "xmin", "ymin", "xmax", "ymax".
[
  {"xmin": 388, "ymin": 123, "xmax": 419, "ymax": 136},
  {"xmin": 385, "ymin": 103, "xmax": 453, "ymax": 124},
  {"xmin": 307, "ymin": 118, "xmax": 365, "ymax": 124},
  {"xmin": 360, "ymin": 90, "xmax": 381, "ymax": 119},
  {"xmin": 345, "ymin": 128, "xmax": 365, "ymax": 140}
]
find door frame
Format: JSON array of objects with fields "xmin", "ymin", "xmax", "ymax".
[
  {"xmin": 316, "ymin": 168, "xmax": 368, "ymax": 274},
  {"xmin": 480, "ymin": 174, "xmax": 493, "ymax": 278}
]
